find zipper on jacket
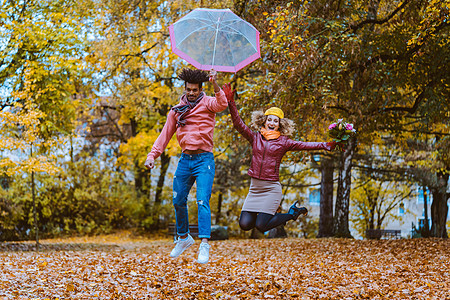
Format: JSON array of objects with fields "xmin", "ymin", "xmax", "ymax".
[{"xmin": 259, "ymin": 139, "xmax": 267, "ymax": 178}]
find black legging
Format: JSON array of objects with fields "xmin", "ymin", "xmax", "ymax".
[{"xmin": 239, "ymin": 211, "xmax": 294, "ymax": 233}]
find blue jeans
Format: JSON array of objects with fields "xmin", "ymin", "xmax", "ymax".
[{"xmin": 173, "ymin": 152, "xmax": 215, "ymax": 239}]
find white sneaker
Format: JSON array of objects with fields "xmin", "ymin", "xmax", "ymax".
[
  {"xmin": 197, "ymin": 242, "xmax": 210, "ymax": 264},
  {"xmin": 169, "ymin": 234, "xmax": 194, "ymax": 258}
]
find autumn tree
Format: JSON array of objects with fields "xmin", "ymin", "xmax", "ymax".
[
  {"xmin": 398, "ymin": 131, "xmax": 450, "ymax": 238},
  {"xmin": 233, "ymin": 0, "xmax": 449, "ymax": 238},
  {"xmin": 0, "ymin": 0, "xmax": 91, "ymax": 239},
  {"xmin": 212, "ymin": 116, "xmax": 251, "ymax": 225},
  {"xmin": 87, "ymin": 0, "xmax": 234, "ymax": 230},
  {"xmin": 350, "ymin": 174, "xmax": 413, "ymax": 237}
]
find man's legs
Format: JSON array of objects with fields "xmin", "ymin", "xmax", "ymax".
[
  {"xmin": 170, "ymin": 155, "xmax": 195, "ymax": 258},
  {"xmin": 192, "ymin": 152, "xmax": 215, "ymax": 263},
  {"xmin": 173, "ymin": 155, "xmax": 196, "ymax": 236}
]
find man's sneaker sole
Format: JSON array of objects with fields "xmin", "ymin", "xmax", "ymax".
[
  {"xmin": 197, "ymin": 242, "xmax": 210, "ymax": 264},
  {"xmin": 169, "ymin": 236, "xmax": 195, "ymax": 258}
]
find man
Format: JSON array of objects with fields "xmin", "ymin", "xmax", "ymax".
[{"xmin": 144, "ymin": 68, "xmax": 227, "ymax": 264}]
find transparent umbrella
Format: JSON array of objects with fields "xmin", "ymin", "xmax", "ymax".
[{"xmin": 169, "ymin": 8, "xmax": 260, "ymax": 73}]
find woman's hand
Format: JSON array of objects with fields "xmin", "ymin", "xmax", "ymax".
[
  {"xmin": 327, "ymin": 141, "xmax": 345, "ymax": 151},
  {"xmin": 326, "ymin": 141, "xmax": 336, "ymax": 150},
  {"xmin": 337, "ymin": 142, "xmax": 346, "ymax": 151},
  {"xmin": 222, "ymin": 83, "xmax": 236, "ymax": 104}
]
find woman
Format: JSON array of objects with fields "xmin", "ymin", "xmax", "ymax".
[{"xmin": 223, "ymin": 83, "xmax": 337, "ymax": 233}]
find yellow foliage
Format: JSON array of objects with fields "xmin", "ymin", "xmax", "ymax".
[
  {"xmin": 0, "ymin": 98, "xmax": 63, "ymax": 175},
  {"xmin": 117, "ymin": 130, "xmax": 179, "ymax": 170},
  {"xmin": 0, "ymin": 156, "xmax": 60, "ymax": 176}
]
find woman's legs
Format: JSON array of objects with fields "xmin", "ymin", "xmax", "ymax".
[
  {"xmin": 255, "ymin": 213, "xmax": 293, "ymax": 233},
  {"xmin": 239, "ymin": 211, "xmax": 258, "ymax": 231},
  {"xmin": 239, "ymin": 211, "xmax": 294, "ymax": 232}
]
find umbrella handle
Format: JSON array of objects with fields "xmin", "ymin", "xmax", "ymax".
[{"xmin": 209, "ymin": 69, "xmax": 217, "ymax": 82}]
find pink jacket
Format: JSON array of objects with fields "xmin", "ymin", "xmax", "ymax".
[{"xmin": 147, "ymin": 90, "xmax": 228, "ymax": 160}]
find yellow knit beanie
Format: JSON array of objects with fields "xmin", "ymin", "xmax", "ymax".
[{"xmin": 264, "ymin": 107, "xmax": 284, "ymax": 119}]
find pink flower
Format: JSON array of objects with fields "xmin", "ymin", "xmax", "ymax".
[
  {"xmin": 345, "ymin": 123, "xmax": 353, "ymax": 130},
  {"xmin": 328, "ymin": 123, "xmax": 337, "ymax": 130}
]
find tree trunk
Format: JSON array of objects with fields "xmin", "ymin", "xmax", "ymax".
[
  {"xmin": 369, "ymin": 207, "xmax": 375, "ymax": 230},
  {"xmin": 422, "ymin": 185, "xmax": 431, "ymax": 237},
  {"xmin": 318, "ymin": 156, "xmax": 334, "ymax": 237},
  {"xmin": 333, "ymin": 137, "xmax": 355, "ymax": 238},
  {"xmin": 148, "ymin": 103, "xmax": 171, "ymax": 230},
  {"xmin": 134, "ymin": 159, "xmax": 148, "ymax": 196},
  {"xmin": 215, "ymin": 192, "xmax": 223, "ymax": 225},
  {"xmin": 31, "ymin": 145, "xmax": 39, "ymax": 251},
  {"xmin": 129, "ymin": 117, "xmax": 146, "ymax": 196},
  {"xmin": 152, "ymin": 151, "xmax": 171, "ymax": 229},
  {"xmin": 430, "ymin": 172, "xmax": 449, "ymax": 238}
]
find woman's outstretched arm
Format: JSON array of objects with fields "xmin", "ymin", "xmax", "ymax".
[
  {"xmin": 286, "ymin": 139, "xmax": 337, "ymax": 151},
  {"xmin": 223, "ymin": 83, "xmax": 254, "ymax": 143}
]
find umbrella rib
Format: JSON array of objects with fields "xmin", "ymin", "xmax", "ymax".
[
  {"xmin": 222, "ymin": 28, "xmax": 237, "ymax": 67},
  {"xmin": 175, "ymin": 15, "xmax": 257, "ymax": 50},
  {"xmin": 172, "ymin": 10, "xmax": 259, "ymax": 69},
  {"xmin": 174, "ymin": 20, "xmax": 216, "ymax": 46},
  {"xmin": 219, "ymin": 20, "xmax": 259, "ymax": 52},
  {"xmin": 210, "ymin": 11, "xmax": 228, "ymax": 68}
]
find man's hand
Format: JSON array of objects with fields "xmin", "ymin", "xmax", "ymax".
[
  {"xmin": 209, "ymin": 69, "xmax": 217, "ymax": 82},
  {"xmin": 144, "ymin": 158, "xmax": 155, "ymax": 169},
  {"xmin": 222, "ymin": 83, "xmax": 236, "ymax": 104},
  {"xmin": 209, "ymin": 69, "xmax": 220, "ymax": 93}
]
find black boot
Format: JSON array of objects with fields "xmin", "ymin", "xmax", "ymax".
[{"xmin": 288, "ymin": 201, "xmax": 308, "ymax": 221}]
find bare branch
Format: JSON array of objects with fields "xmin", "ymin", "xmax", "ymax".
[
  {"xmin": 382, "ymin": 88, "xmax": 426, "ymax": 114},
  {"xmin": 349, "ymin": 20, "xmax": 449, "ymax": 74},
  {"xmin": 345, "ymin": 0, "xmax": 411, "ymax": 33},
  {"xmin": 102, "ymin": 106, "xmax": 127, "ymax": 142},
  {"xmin": 85, "ymin": 133, "xmax": 123, "ymax": 140},
  {"xmin": 326, "ymin": 105, "xmax": 351, "ymax": 114},
  {"xmin": 387, "ymin": 130, "xmax": 450, "ymax": 136}
]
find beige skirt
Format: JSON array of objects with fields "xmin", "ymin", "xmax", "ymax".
[{"xmin": 242, "ymin": 177, "xmax": 282, "ymax": 215}]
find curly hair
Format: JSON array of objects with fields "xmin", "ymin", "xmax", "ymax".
[
  {"xmin": 249, "ymin": 110, "xmax": 296, "ymax": 136},
  {"xmin": 178, "ymin": 68, "xmax": 209, "ymax": 88}
]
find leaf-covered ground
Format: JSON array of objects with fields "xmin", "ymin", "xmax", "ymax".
[{"xmin": 0, "ymin": 235, "xmax": 449, "ymax": 299}]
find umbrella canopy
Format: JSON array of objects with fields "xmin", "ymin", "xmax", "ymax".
[{"xmin": 169, "ymin": 8, "xmax": 260, "ymax": 73}]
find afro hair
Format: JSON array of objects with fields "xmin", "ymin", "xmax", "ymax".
[{"xmin": 178, "ymin": 68, "xmax": 209, "ymax": 88}]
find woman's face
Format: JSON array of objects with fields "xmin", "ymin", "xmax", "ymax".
[{"xmin": 264, "ymin": 115, "xmax": 280, "ymax": 131}]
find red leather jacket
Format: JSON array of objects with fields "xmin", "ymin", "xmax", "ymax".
[{"xmin": 229, "ymin": 100, "xmax": 334, "ymax": 181}]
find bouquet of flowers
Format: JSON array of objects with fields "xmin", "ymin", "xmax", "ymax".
[{"xmin": 328, "ymin": 119, "xmax": 356, "ymax": 151}]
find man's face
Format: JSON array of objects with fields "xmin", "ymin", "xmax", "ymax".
[{"xmin": 185, "ymin": 82, "xmax": 202, "ymax": 101}]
